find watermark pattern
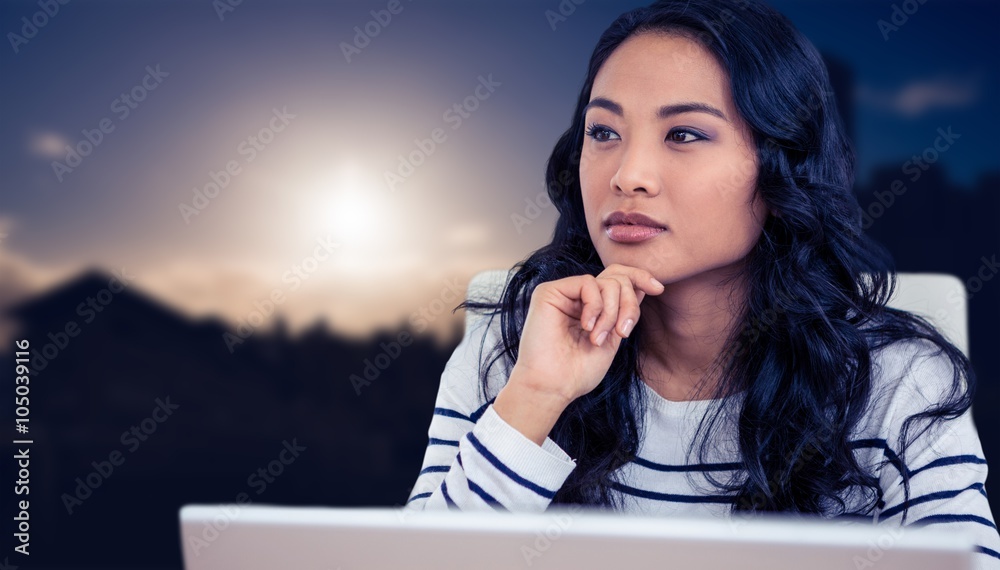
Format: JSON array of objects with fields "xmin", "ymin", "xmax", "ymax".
[
  {"xmin": 544, "ymin": 0, "xmax": 586, "ymax": 31},
  {"xmin": 726, "ymin": 415, "xmax": 840, "ymax": 535},
  {"xmin": 185, "ymin": 439, "xmax": 307, "ymax": 557},
  {"xmin": 877, "ymin": 0, "xmax": 931, "ymax": 41},
  {"xmin": 27, "ymin": 268, "xmax": 136, "ymax": 375},
  {"xmin": 341, "ymin": 0, "xmax": 413, "ymax": 63},
  {"xmin": 12, "ymin": 445, "xmax": 30, "ymax": 556},
  {"xmin": 7, "ymin": 0, "xmax": 71, "ymax": 54},
  {"xmin": 51, "ymin": 65, "xmax": 169, "ymax": 182},
  {"xmin": 852, "ymin": 524, "xmax": 910, "ymax": 568},
  {"xmin": 935, "ymin": 253, "xmax": 998, "ymax": 323},
  {"xmin": 384, "ymin": 74, "xmax": 501, "ymax": 193},
  {"xmin": 212, "ymin": 0, "xmax": 244, "ymax": 22},
  {"xmin": 860, "ymin": 126, "xmax": 960, "ymax": 229},
  {"xmin": 520, "ymin": 505, "xmax": 585, "ymax": 566},
  {"xmin": 510, "ymin": 153, "xmax": 579, "ymax": 234},
  {"xmin": 349, "ymin": 331, "xmax": 414, "ymax": 396},
  {"xmin": 511, "ymin": 190, "xmax": 555, "ymax": 234},
  {"xmin": 13, "ymin": 339, "xmax": 31, "ymax": 557},
  {"xmin": 395, "ymin": 486, "xmax": 588, "ymax": 567},
  {"xmin": 179, "ymin": 106, "xmax": 296, "ymax": 224},
  {"xmin": 408, "ymin": 277, "xmax": 465, "ymax": 334},
  {"xmin": 223, "ymin": 235, "xmax": 341, "ymax": 352},
  {"xmin": 663, "ymin": 0, "xmax": 750, "ymax": 67},
  {"xmin": 729, "ymin": 289, "xmax": 796, "ymax": 358},
  {"xmin": 60, "ymin": 397, "xmax": 180, "ymax": 514},
  {"xmin": 351, "ymin": 277, "xmax": 464, "ymax": 395}
]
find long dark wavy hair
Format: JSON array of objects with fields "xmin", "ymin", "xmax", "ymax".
[{"xmin": 456, "ymin": 0, "xmax": 974, "ymax": 521}]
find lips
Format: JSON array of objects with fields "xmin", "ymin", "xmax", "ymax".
[
  {"xmin": 603, "ymin": 210, "xmax": 667, "ymax": 229},
  {"xmin": 603, "ymin": 211, "xmax": 667, "ymax": 244}
]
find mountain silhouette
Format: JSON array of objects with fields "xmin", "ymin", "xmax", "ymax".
[{"xmin": 2, "ymin": 267, "xmax": 461, "ymax": 568}]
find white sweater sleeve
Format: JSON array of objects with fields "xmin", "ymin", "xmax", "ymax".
[
  {"xmin": 404, "ymin": 307, "xmax": 577, "ymax": 512},
  {"xmin": 871, "ymin": 339, "xmax": 1000, "ymax": 569}
]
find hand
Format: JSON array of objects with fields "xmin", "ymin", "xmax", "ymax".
[{"xmin": 510, "ymin": 263, "xmax": 665, "ymax": 405}]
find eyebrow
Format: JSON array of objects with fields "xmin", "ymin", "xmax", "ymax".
[{"xmin": 583, "ymin": 97, "xmax": 728, "ymax": 121}]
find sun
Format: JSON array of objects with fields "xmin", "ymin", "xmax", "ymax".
[{"xmin": 303, "ymin": 162, "xmax": 395, "ymax": 247}]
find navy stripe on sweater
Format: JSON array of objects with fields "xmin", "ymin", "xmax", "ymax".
[
  {"xmin": 434, "ymin": 407, "xmax": 472, "ymax": 422},
  {"xmin": 610, "ymin": 481, "xmax": 736, "ymax": 504},
  {"xmin": 457, "ymin": 446, "xmax": 506, "ymax": 509},
  {"xmin": 977, "ymin": 545, "xmax": 1000, "ymax": 560},
  {"xmin": 850, "ymin": 439, "xmax": 907, "ymax": 475},
  {"xmin": 429, "ymin": 437, "xmax": 460, "ymax": 447},
  {"xmin": 467, "ymin": 477, "xmax": 507, "ymax": 510},
  {"xmin": 632, "ymin": 456, "xmax": 743, "ymax": 472},
  {"xmin": 466, "ymin": 432, "xmax": 557, "ymax": 499},
  {"xmin": 470, "ymin": 399, "xmax": 494, "ymax": 422},
  {"xmin": 910, "ymin": 455, "xmax": 988, "ymax": 477},
  {"xmin": 419, "ymin": 465, "xmax": 450, "ymax": 475},
  {"xmin": 441, "ymin": 480, "xmax": 458, "ymax": 509},
  {"xmin": 910, "ymin": 513, "xmax": 997, "ymax": 531},
  {"xmin": 880, "ymin": 483, "xmax": 987, "ymax": 520},
  {"xmin": 406, "ymin": 492, "xmax": 432, "ymax": 504},
  {"xmin": 850, "ymin": 439, "xmax": 987, "ymax": 481}
]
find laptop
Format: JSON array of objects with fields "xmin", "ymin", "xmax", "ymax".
[{"xmin": 178, "ymin": 503, "xmax": 974, "ymax": 569}]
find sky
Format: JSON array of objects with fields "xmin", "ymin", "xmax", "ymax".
[{"xmin": 1, "ymin": 0, "xmax": 997, "ymax": 341}]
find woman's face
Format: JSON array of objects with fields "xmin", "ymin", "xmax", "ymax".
[{"xmin": 580, "ymin": 32, "xmax": 769, "ymax": 285}]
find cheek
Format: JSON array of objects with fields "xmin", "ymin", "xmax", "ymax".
[
  {"xmin": 718, "ymin": 189, "xmax": 767, "ymax": 253},
  {"xmin": 579, "ymin": 153, "xmax": 601, "ymax": 189},
  {"xmin": 683, "ymin": 167, "xmax": 762, "ymax": 245},
  {"xmin": 579, "ymin": 159, "xmax": 609, "ymax": 215},
  {"xmin": 706, "ymin": 150, "xmax": 757, "ymax": 201},
  {"xmin": 706, "ymin": 150, "xmax": 759, "ymax": 219}
]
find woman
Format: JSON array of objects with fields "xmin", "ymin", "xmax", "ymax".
[{"xmin": 404, "ymin": 0, "xmax": 1000, "ymax": 565}]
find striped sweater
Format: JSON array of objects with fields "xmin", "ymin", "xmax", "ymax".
[{"xmin": 404, "ymin": 293, "xmax": 1000, "ymax": 568}]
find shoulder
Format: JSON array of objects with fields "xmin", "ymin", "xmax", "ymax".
[
  {"xmin": 858, "ymin": 335, "xmax": 969, "ymax": 439},
  {"xmin": 870, "ymin": 336, "xmax": 964, "ymax": 405},
  {"xmin": 439, "ymin": 269, "xmax": 518, "ymax": 405}
]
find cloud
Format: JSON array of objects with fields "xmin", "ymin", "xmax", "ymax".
[
  {"xmin": 0, "ymin": 229, "xmax": 84, "ymax": 349},
  {"xmin": 444, "ymin": 222, "xmax": 491, "ymax": 247},
  {"xmin": 0, "ymin": 236, "xmax": 508, "ymax": 347},
  {"xmin": 0, "ymin": 251, "xmax": 81, "ymax": 309},
  {"xmin": 0, "ymin": 216, "xmax": 11, "ymax": 245},
  {"xmin": 134, "ymin": 252, "xmax": 509, "ymax": 344},
  {"xmin": 855, "ymin": 76, "xmax": 981, "ymax": 117},
  {"xmin": 27, "ymin": 129, "xmax": 70, "ymax": 159}
]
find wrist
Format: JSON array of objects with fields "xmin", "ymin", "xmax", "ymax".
[
  {"xmin": 506, "ymin": 365, "xmax": 575, "ymax": 409},
  {"xmin": 492, "ymin": 370, "xmax": 570, "ymax": 447}
]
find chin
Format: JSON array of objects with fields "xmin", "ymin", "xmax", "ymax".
[{"xmin": 598, "ymin": 255, "xmax": 670, "ymax": 282}]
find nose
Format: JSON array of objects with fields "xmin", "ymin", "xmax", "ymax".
[{"xmin": 610, "ymin": 140, "xmax": 661, "ymax": 196}]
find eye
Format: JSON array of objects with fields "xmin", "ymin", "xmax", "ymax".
[
  {"xmin": 585, "ymin": 123, "xmax": 620, "ymax": 143},
  {"xmin": 666, "ymin": 128, "xmax": 707, "ymax": 143}
]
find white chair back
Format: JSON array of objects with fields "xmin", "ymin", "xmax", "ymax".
[{"xmin": 465, "ymin": 269, "xmax": 969, "ymax": 357}]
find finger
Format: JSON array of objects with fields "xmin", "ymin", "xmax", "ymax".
[
  {"xmin": 604, "ymin": 263, "xmax": 665, "ymax": 297},
  {"xmin": 604, "ymin": 273, "xmax": 641, "ymax": 338},
  {"xmin": 577, "ymin": 276, "xmax": 603, "ymax": 332},
  {"xmin": 533, "ymin": 282, "xmax": 583, "ymax": 320},
  {"xmin": 591, "ymin": 277, "xmax": 621, "ymax": 346}
]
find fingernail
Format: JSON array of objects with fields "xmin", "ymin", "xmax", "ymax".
[
  {"xmin": 586, "ymin": 316, "xmax": 596, "ymax": 331},
  {"xmin": 622, "ymin": 319, "xmax": 633, "ymax": 336},
  {"xmin": 596, "ymin": 331, "xmax": 608, "ymax": 346},
  {"xmin": 650, "ymin": 277, "xmax": 662, "ymax": 288}
]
